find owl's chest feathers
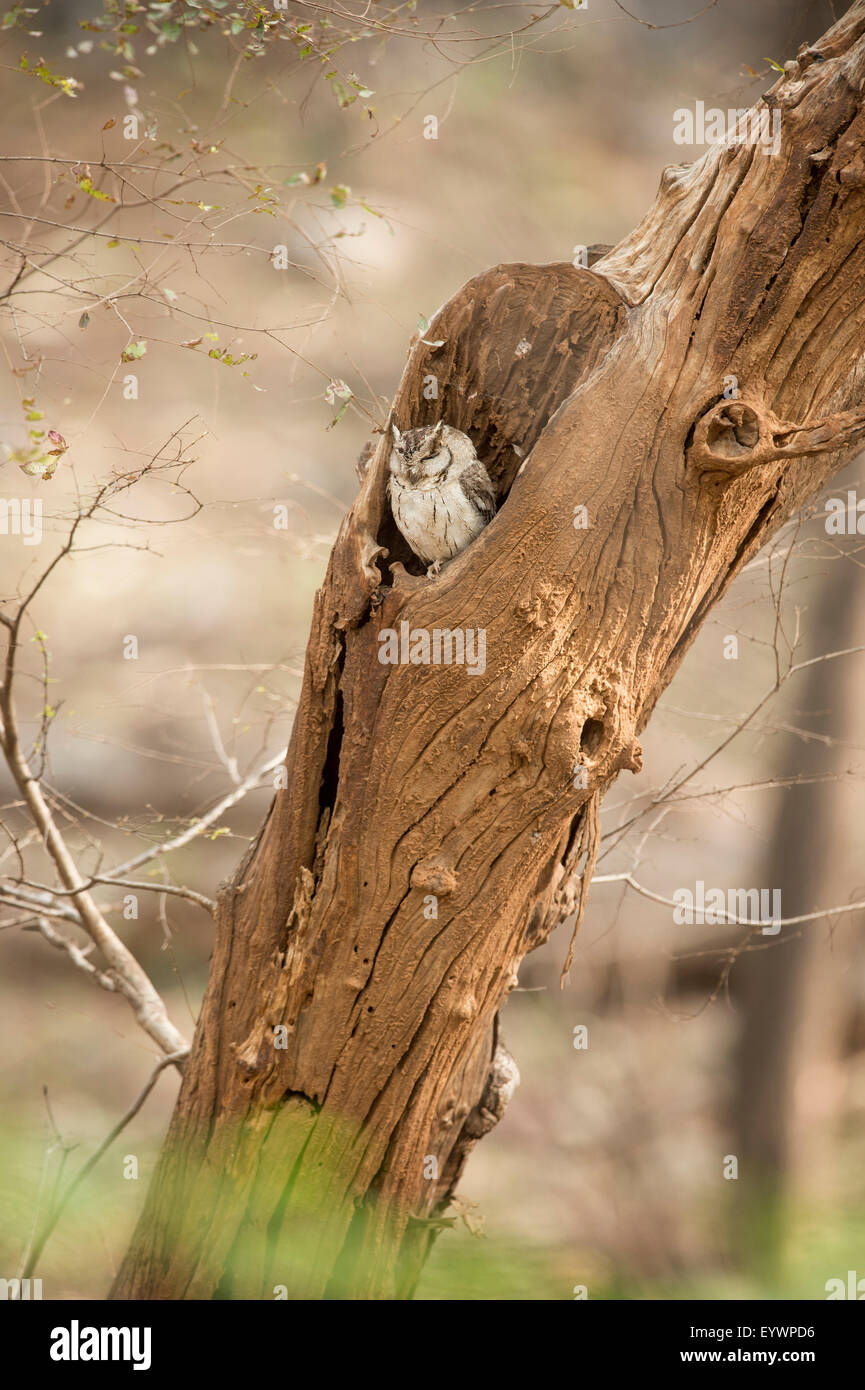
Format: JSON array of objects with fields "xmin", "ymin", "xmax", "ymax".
[{"xmin": 390, "ymin": 468, "xmax": 484, "ymax": 564}]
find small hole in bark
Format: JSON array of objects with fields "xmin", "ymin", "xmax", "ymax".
[
  {"xmin": 319, "ymin": 688, "xmax": 344, "ymax": 814},
  {"xmin": 367, "ymin": 1005, "xmax": 374, "ymax": 1013},
  {"xmin": 581, "ymin": 718, "xmax": 604, "ymax": 755}
]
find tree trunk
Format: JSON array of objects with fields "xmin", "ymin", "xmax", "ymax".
[{"xmin": 112, "ymin": 5, "xmax": 865, "ymax": 1299}]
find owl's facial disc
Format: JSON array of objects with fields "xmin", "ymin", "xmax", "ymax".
[
  {"xmin": 389, "ymin": 445, "xmax": 409, "ymax": 479},
  {"xmin": 420, "ymin": 446, "xmax": 451, "ymax": 477}
]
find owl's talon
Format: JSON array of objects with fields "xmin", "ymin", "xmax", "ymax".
[{"xmin": 427, "ymin": 560, "xmax": 443, "ymax": 578}]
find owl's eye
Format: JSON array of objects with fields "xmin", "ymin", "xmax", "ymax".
[{"xmin": 424, "ymin": 447, "xmax": 449, "ymax": 472}]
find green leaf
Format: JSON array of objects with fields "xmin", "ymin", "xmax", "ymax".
[
  {"xmin": 417, "ymin": 313, "xmax": 443, "ymax": 346},
  {"xmin": 78, "ymin": 175, "xmax": 116, "ymax": 202},
  {"xmin": 324, "ymin": 378, "xmax": 352, "ymax": 404},
  {"xmin": 18, "ymin": 53, "xmax": 79, "ymax": 97},
  {"xmin": 348, "ymin": 75, "xmax": 374, "ymax": 97},
  {"xmin": 327, "ymin": 398, "xmax": 350, "ymax": 429},
  {"xmin": 327, "ymin": 75, "xmax": 355, "ymax": 108},
  {"xmin": 120, "ymin": 340, "xmax": 147, "ymax": 362}
]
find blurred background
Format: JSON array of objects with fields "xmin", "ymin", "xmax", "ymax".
[{"xmin": 1, "ymin": 0, "xmax": 863, "ymax": 1300}]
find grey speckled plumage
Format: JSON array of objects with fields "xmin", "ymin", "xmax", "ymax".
[{"xmin": 388, "ymin": 421, "xmax": 496, "ymax": 575}]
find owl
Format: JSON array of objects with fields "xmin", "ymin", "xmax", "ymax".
[{"xmin": 388, "ymin": 421, "xmax": 496, "ymax": 575}]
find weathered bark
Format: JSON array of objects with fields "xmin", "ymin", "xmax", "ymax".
[{"xmin": 112, "ymin": 4, "xmax": 865, "ymax": 1299}]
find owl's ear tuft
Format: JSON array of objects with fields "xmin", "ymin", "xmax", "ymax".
[
  {"xmin": 429, "ymin": 419, "xmax": 445, "ymax": 443},
  {"xmin": 391, "ymin": 422, "xmax": 403, "ymax": 447}
]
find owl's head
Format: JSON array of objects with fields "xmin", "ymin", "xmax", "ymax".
[{"xmin": 389, "ymin": 420, "xmax": 451, "ymax": 486}]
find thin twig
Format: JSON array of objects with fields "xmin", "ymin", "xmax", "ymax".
[
  {"xmin": 107, "ymin": 746, "xmax": 287, "ymax": 879},
  {"xmin": 19, "ymin": 1052, "xmax": 188, "ymax": 1282},
  {"xmin": 593, "ymin": 871, "xmax": 865, "ymax": 928}
]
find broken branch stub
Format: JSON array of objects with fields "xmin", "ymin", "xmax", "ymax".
[{"xmin": 689, "ymin": 398, "xmax": 865, "ymax": 475}]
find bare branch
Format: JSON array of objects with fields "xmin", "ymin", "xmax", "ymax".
[
  {"xmin": 107, "ymin": 747, "xmax": 287, "ymax": 879},
  {"xmin": 19, "ymin": 1051, "xmax": 187, "ymax": 1284},
  {"xmin": 593, "ymin": 872, "xmax": 865, "ymax": 929}
]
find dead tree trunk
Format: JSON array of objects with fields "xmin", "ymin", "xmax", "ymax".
[{"xmin": 112, "ymin": 5, "xmax": 865, "ymax": 1299}]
